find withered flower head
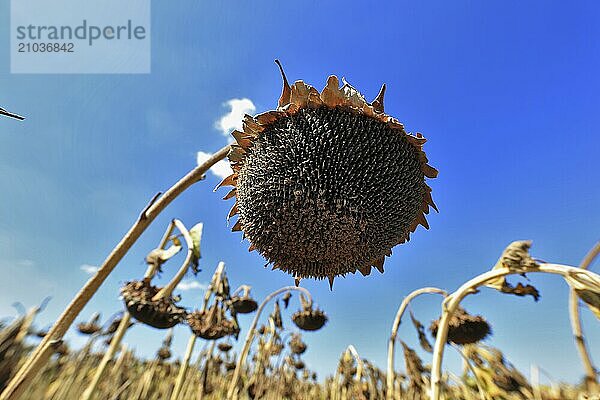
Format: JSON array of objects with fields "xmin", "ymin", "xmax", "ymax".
[
  {"xmin": 294, "ymin": 360, "xmax": 306, "ymax": 370},
  {"xmin": 292, "ymin": 305, "xmax": 327, "ymax": 331},
  {"xmin": 219, "ymin": 61, "xmax": 437, "ymax": 282},
  {"xmin": 187, "ymin": 305, "xmax": 240, "ymax": 340},
  {"xmin": 290, "ymin": 333, "xmax": 307, "ymax": 355},
  {"xmin": 157, "ymin": 346, "xmax": 171, "ymax": 361},
  {"xmin": 229, "ymin": 295, "xmax": 258, "ymax": 314},
  {"xmin": 218, "ymin": 342, "xmax": 233, "ymax": 352},
  {"xmin": 429, "ymin": 307, "xmax": 491, "ymax": 345},
  {"xmin": 104, "ymin": 315, "xmax": 134, "ymax": 335},
  {"xmin": 121, "ymin": 280, "xmax": 187, "ymax": 329},
  {"xmin": 225, "ymin": 361, "xmax": 237, "ymax": 371},
  {"xmin": 76, "ymin": 313, "xmax": 102, "ymax": 335}
]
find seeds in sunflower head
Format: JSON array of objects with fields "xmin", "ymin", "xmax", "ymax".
[
  {"xmin": 186, "ymin": 305, "xmax": 240, "ymax": 340},
  {"xmin": 219, "ymin": 62, "xmax": 437, "ymax": 282},
  {"xmin": 429, "ymin": 307, "xmax": 491, "ymax": 345},
  {"xmin": 120, "ymin": 280, "xmax": 187, "ymax": 329}
]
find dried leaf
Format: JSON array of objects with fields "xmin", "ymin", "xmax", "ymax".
[
  {"xmin": 189, "ymin": 223, "xmax": 204, "ymax": 274},
  {"xmin": 409, "ymin": 311, "xmax": 433, "ymax": 353},
  {"xmin": 499, "ymin": 282, "xmax": 540, "ymax": 302},
  {"xmin": 487, "ymin": 241, "xmax": 539, "ymax": 292}
]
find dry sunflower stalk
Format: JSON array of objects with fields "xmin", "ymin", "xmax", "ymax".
[{"xmin": 218, "ymin": 61, "xmax": 437, "ymax": 286}]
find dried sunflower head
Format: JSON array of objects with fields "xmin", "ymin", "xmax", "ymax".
[
  {"xmin": 294, "ymin": 360, "xmax": 305, "ymax": 370},
  {"xmin": 429, "ymin": 307, "xmax": 491, "ymax": 345},
  {"xmin": 218, "ymin": 342, "xmax": 233, "ymax": 352},
  {"xmin": 157, "ymin": 346, "xmax": 171, "ymax": 361},
  {"xmin": 121, "ymin": 280, "xmax": 187, "ymax": 329},
  {"xmin": 76, "ymin": 313, "xmax": 102, "ymax": 335},
  {"xmin": 229, "ymin": 295, "xmax": 258, "ymax": 314},
  {"xmin": 219, "ymin": 61, "xmax": 437, "ymax": 282},
  {"xmin": 289, "ymin": 333, "xmax": 307, "ymax": 355},
  {"xmin": 186, "ymin": 305, "xmax": 239, "ymax": 340},
  {"xmin": 292, "ymin": 305, "xmax": 327, "ymax": 331}
]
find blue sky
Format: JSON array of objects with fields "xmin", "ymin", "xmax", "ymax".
[{"xmin": 1, "ymin": 0, "xmax": 599, "ymax": 385}]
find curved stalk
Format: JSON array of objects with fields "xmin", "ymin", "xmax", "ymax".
[
  {"xmin": 153, "ymin": 219, "xmax": 198, "ymax": 300},
  {"xmin": 226, "ymin": 286, "xmax": 313, "ymax": 400},
  {"xmin": 569, "ymin": 242, "xmax": 600, "ymax": 392},
  {"xmin": 0, "ymin": 145, "xmax": 230, "ymax": 400},
  {"xmin": 430, "ymin": 263, "xmax": 600, "ymax": 400},
  {"xmin": 385, "ymin": 287, "xmax": 447, "ymax": 400},
  {"xmin": 80, "ymin": 220, "xmax": 179, "ymax": 400}
]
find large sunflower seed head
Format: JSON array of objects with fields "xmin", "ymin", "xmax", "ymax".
[
  {"xmin": 120, "ymin": 280, "xmax": 187, "ymax": 329},
  {"xmin": 221, "ymin": 66, "xmax": 437, "ymax": 281}
]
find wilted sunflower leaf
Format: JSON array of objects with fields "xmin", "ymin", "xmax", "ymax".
[
  {"xmin": 499, "ymin": 282, "xmax": 540, "ymax": 302},
  {"xmin": 189, "ymin": 223, "xmax": 204, "ymax": 274},
  {"xmin": 282, "ymin": 291, "xmax": 292, "ymax": 309},
  {"xmin": 145, "ymin": 245, "xmax": 182, "ymax": 273},
  {"xmin": 486, "ymin": 241, "xmax": 540, "ymax": 298},
  {"xmin": 409, "ymin": 311, "xmax": 433, "ymax": 353}
]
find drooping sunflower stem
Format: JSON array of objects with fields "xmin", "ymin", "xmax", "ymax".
[
  {"xmin": 80, "ymin": 220, "xmax": 181, "ymax": 400},
  {"xmin": 226, "ymin": 286, "xmax": 314, "ymax": 400},
  {"xmin": 385, "ymin": 287, "xmax": 447, "ymax": 400},
  {"xmin": 153, "ymin": 219, "xmax": 199, "ymax": 300},
  {"xmin": 430, "ymin": 258, "xmax": 600, "ymax": 400},
  {"xmin": 568, "ymin": 241, "xmax": 600, "ymax": 393},
  {"xmin": 0, "ymin": 145, "xmax": 230, "ymax": 400}
]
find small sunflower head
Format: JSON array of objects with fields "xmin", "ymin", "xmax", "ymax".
[
  {"xmin": 186, "ymin": 305, "xmax": 240, "ymax": 340},
  {"xmin": 225, "ymin": 361, "xmax": 237, "ymax": 371},
  {"xmin": 157, "ymin": 346, "xmax": 172, "ymax": 361},
  {"xmin": 76, "ymin": 313, "xmax": 102, "ymax": 335},
  {"xmin": 121, "ymin": 280, "xmax": 187, "ymax": 329},
  {"xmin": 104, "ymin": 315, "xmax": 134, "ymax": 335},
  {"xmin": 218, "ymin": 342, "xmax": 233, "ymax": 353},
  {"xmin": 219, "ymin": 61, "xmax": 437, "ymax": 283},
  {"xmin": 429, "ymin": 307, "xmax": 491, "ymax": 345},
  {"xmin": 294, "ymin": 360, "xmax": 306, "ymax": 370},
  {"xmin": 289, "ymin": 333, "xmax": 307, "ymax": 355},
  {"xmin": 229, "ymin": 295, "xmax": 258, "ymax": 314},
  {"xmin": 292, "ymin": 305, "xmax": 327, "ymax": 331}
]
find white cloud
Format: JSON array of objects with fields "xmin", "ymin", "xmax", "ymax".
[
  {"xmin": 80, "ymin": 264, "xmax": 99, "ymax": 274},
  {"xmin": 177, "ymin": 279, "xmax": 209, "ymax": 291},
  {"xmin": 215, "ymin": 98, "xmax": 256, "ymax": 139},
  {"xmin": 196, "ymin": 151, "xmax": 233, "ymax": 180},
  {"xmin": 17, "ymin": 259, "xmax": 35, "ymax": 267}
]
